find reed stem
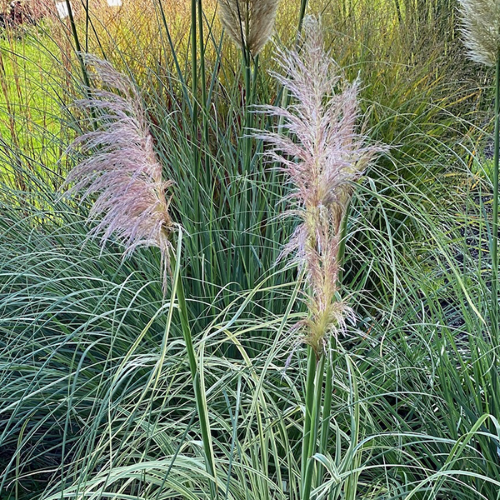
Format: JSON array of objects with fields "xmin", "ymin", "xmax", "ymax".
[
  {"xmin": 191, "ymin": 0, "xmax": 201, "ymax": 224},
  {"xmin": 317, "ymin": 348, "xmax": 335, "ymax": 487},
  {"xmin": 171, "ymin": 234, "xmax": 217, "ymax": 498},
  {"xmin": 298, "ymin": 0, "xmax": 309, "ymax": 33},
  {"xmin": 302, "ymin": 350, "xmax": 325, "ymax": 500},
  {"xmin": 301, "ymin": 347, "xmax": 317, "ymax": 485},
  {"xmin": 491, "ymin": 48, "xmax": 500, "ymax": 348},
  {"xmin": 64, "ymin": 0, "xmax": 90, "ymax": 89}
]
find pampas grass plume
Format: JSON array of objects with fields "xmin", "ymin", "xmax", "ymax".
[
  {"xmin": 459, "ymin": 0, "xmax": 500, "ymax": 66},
  {"xmin": 64, "ymin": 56, "xmax": 175, "ymax": 290},
  {"xmin": 257, "ymin": 18, "xmax": 385, "ymax": 355},
  {"xmin": 218, "ymin": 0, "xmax": 280, "ymax": 56}
]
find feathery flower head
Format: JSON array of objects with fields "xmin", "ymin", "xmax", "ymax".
[
  {"xmin": 64, "ymin": 55, "xmax": 175, "ymax": 290},
  {"xmin": 257, "ymin": 17, "xmax": 385, "ymax": 355},
  {"xmin": 218, "ymin": 0, "xmax": 280, "ymax": 56},
  {"xmin": 458, "ymin": 0, "xmax": 500, "ymax": 66}
]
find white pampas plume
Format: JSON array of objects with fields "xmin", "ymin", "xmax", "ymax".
[
  {"xmin": 458, "ymin": 0, "xmax": 500, "ymax": 66},
  {"xmin": 63, "ymin": 55, "xmax": 175, "ymax": 291},
  {"xmin": 218, "ymin": 0, "xmax": 280, "ymax": 56}
]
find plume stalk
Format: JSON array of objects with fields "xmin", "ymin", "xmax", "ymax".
[{"xmin": 458, "ymin": 0, "xmax": 500, "ymax": 346}]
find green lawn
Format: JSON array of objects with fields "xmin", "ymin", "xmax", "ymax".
[{"xmin": 0, "ymin": 28, "xmax": 70, "ymax": 187}]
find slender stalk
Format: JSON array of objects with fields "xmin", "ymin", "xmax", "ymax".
[
  {"xmin": 302, "ymin": 352, "xmax": 325, "ymax": 500},
  {"xmin": 197, "ymin": 0, "xmax": 208, "ymax": 147},
  {"xmin": 491, "ymin": 48, "xmax": 500, "ymax": 348},
  {"xmin": 301, "ymin": 347, "xmax": 318, "ymax": 485},
  {"xmin": 298, "ymin": 0, "xmax": 309, "ymax": 33},
  {"xmin": 64, "ymin": 0, "xmax": 90, "ymax": 89},
  {"xmin": 317, "ymin": 347, "xmax": 335, "ymax": 487},
  {"xmin": 84, "ymin": 0, "xmax": 89, "ymax": 52},
  {"xmin": 247, "ymin": 55, "xmax": 261, "ymax": 295},
  {"xmin": 310, "ymin": 355, "xmax": 325, "ymax": 458},
  {"xmin": 63, "ymin": 0, "xmax": 101, "ymax": 132},
  {"xmin": 243, "ymin": 50, "xmax": 252, "ymax": 174},
  {"xmin": 197, "ymin": 0, "xmax": 207, "ymax": 108},
  {"xmin": 156, "ymin": 0, "xmax": 192, "ymax": 114},
  {"xmin": 242, "ymin": 51, "xmax": 253, "ymax": 290},
  {"xmin": 344, "ymin": 357, "xmax": 361, "ymax": 500},
  {"xmin": 191, "ymin": 0, "xmax": 198, "ymax": 116},
  {"xmin": 302, "ymin": 457, "xmax": 315, "ymax": 500},
  {"xmin": 191, "ymin": 0, "xmax": 201, "ymax": 223},
  {"xmin": 65, "ymin": 6, "xmax": 86, "ymax": 86},
  {"xmin": 171, "ymin": 234, "xmax": 218, "ymax": 498}
]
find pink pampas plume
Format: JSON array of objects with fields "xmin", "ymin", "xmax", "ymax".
[
  {"xmin": 64, "ymin": 56, "xmax": 175, "ymax": 291},
  {"xmin": 256, "ymin": 18, "xmax": 386, "ymax": 355}
]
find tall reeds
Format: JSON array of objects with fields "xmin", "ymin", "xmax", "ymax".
[{"xmin": 216, "ymin": 0, "xmax": 281, "ymax": 299}]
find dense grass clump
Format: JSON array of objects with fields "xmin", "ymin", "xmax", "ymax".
[{"xmin": 1, "ymin": 0, "xmax": 500, "ymax": 499}]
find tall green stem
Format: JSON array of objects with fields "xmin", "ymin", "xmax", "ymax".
[
  {"xmin": 197, "ymin": 0, "xmax": 208, "ymax": 146},
  {"xmin": 298, "ymin": 0, "xmax": 309, "ymax": 33},
  {"xmin": 64, "ymin": 0, "xmax": 90, "ymax": 89},
  {"xmin": 301, "ymin": 347, "xmax": 317, "ymax": 485},
  {"xmin": 317, "ymin": 347, "xmax": 335, "ymax": 488},
  {"xmin": 302, "ymin": 350, "xmax": 325, "ymax": 500},
  {"xmin": 191, "ymin": 0, "xmax": 198, "ymax": 119},
  {"xmin": 242, "ymin": 51, "xmax": 253, "ymax": 285},
  {"xmin": 171, "ymin": 235, "xmax": 217, "ymax": 498},
  {"xmin": 491, "ymin": 49, "xmax": 500, "ymax": 348},
  {"xmin": 243, "ymin": 51, "xmax": 253, "ymax": 173},
  {"xmin": 191, "ymin": 0, "xmax": 201, "ymax": 224}
]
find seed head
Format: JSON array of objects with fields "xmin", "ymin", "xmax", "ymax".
[
  {"xmin": 64, "ymin": 56, "xmax": 175, "ymax": 291},
  {"xmin": 256, "ymin": 17, "xmax": 385, "ymax": 354},
  {"xmin": 218, "ymin": 0, "xmax": 280, "ymax": 56},
  {"xmin": 458, "ymin": 0, "xmax": 500, "ymax": 66}
]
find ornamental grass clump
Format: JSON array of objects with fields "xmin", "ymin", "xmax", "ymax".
[
  {"xmin": 258, "ymin": 18, "xmax": 384, "ymax": 357},
  {"xmin": 458, "ymin": 0, "xmax": 500, "ymax": 343},
  {"xmin": 63, "ymin": 56, "xmax": 174, "ymax": 289}
]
